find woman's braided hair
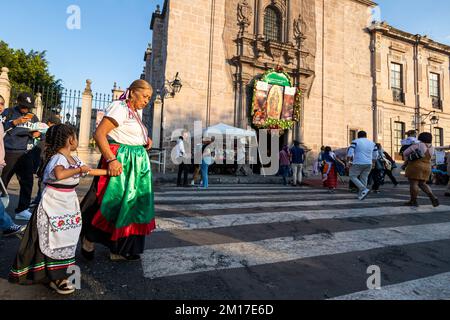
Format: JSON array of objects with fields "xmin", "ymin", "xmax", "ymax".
[{"xmin": 37, "ymin": 124, "xmax": 77, "ymax": 178}]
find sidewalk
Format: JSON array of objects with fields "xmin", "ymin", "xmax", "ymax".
[{"xmin": 151, "ymin": 171, "xmax": 409, "ymax": 187}]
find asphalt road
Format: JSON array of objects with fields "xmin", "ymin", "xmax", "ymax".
[{"xmin": 1, "ymin": 177, "xmax": 450, "ymax": 300}]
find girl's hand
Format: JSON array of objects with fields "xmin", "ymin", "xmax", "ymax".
[
  {"xmin": 108, "ymin": 160, "xmax": 123, "ymax": 177},
  {"xmin": 80, "ymin": 165, "xmax": 91, "ymax": 174}
]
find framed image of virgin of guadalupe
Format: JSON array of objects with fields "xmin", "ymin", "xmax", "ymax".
[
  {"xmin": 266, "ymin": 85, "xmax": 284, "ymax": 120},
  {"xmin": 251, "ymin": 68, "xmax": 300, "ymax": 131}
]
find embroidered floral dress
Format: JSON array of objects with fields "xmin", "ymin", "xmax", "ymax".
[{"xmin": 9, "ymin": 154, "xmax": 84, "ymax": 284}]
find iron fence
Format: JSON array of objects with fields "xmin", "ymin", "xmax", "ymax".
[{"xmin": 10, "ymin": 84, "xmax": 112, "ymax": 137}]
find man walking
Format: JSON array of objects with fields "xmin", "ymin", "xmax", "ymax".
[
  {"xmin": 1, "ymin": 92, "xmax": 40, "ymax": 221},
  {"xmin": 347, "ymin": 131, "xmax": 378, "ymax": 201},
  {"xmin": 290, "ymin": 141, "xmax": 305, "ymax": 186}
]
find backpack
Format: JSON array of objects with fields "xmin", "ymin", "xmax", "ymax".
[{"xmin": 407, "ymin": 148, "xmax": 425, "ymax": 162}]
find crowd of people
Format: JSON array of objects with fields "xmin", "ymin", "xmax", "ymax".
[
  {"xmin": 1, "ymin": 79, "xmax": 156, "ymax": 295},
  {"xmin": 313, "ymin": 130, "xmax": 443, "ymax": 207}
]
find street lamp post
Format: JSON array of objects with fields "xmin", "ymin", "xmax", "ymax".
[
  {"xmin": 153, "ymin": 73, "xmax": 183, "ymax": 149},
  {"xmin": 430, "ymin": 115, "xmax": 439, "ymax": 135},
  {"xmin": 420, "ymin": 111, "xmax": 437, "ymax": 132}
]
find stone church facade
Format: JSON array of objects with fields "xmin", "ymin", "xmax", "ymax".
[{"xmin": 144, "ymin": 0, "xmax": 450, "ymax": 161}]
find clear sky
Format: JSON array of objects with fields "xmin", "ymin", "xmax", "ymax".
[
  {"xmin": 0, "ymin": 0, "xmax": 164, "ymax": 93},
  {"xmin": 375, "ymin": 0, "xmax": 450, "ymax": 45},
  {"xmin": 0, "ymin": 0, "xmax": 448, "ymax": 94}
]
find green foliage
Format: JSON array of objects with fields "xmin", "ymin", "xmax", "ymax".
[{"xmin": 0, "ymin": 40, "xmax": 62, "ymax": 94}]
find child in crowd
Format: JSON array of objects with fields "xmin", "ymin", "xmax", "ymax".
[
  {"xmin": 9, "ymin": 124, "xmax": 107, "ymax": 295},
  {"xmin": 400, "ymin": 130, "xmax": 420, "ymax": 170}
]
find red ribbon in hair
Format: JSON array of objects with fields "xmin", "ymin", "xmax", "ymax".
[{"xmin": 119, "ymin": 89, "xmax": 130, "ymax": 101}]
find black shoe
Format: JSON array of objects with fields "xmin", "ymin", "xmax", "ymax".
[
  {"xmin": 110, "ymin": 253, "xmax": 141, "ymax": 261},
  {"xmin": 126, "ymin": 254, "xmax": 141, "ymax": 261},
  {"xmin": 445, "ymin": 192, "xmax": 450, "ymax": 197},
  {"xmin": 404, "ymin": 200, "xmax": 419, "ymax": 207},
  {"xmin": 81, "ymin": 247, "xmax": 95, "ymax": 261},
  {"xmin": 431, "ymin": 197, "xmax": 440, "ymax": 208}
]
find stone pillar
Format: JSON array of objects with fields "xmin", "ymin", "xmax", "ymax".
[
  {"xmin": 152, "ymin": 99, "xmax": 162, "ymax": 149},
  {"xmin": 112, "ymin": 82, "xmax": 125, "ymax": 101},
  {"xmin": 35, "ymin": 93, "xmax": 43, "ymax": 120},
  {"xmin": 0, "ymin": 67, "xmax": 11, "ymax": 108},
  {"xmin": 78, "ymin": 80, "xmax": 93, "ymax": 150}
]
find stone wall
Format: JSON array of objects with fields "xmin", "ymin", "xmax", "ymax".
[
  {"xmin": 159, "ymin": 0, "xmax": 236, "ymax": 150},
  {"xmin": 304, "ymin": 0, "xmax": 374, "ymax": 156},
  {"xmin": 371, "ymin": 23, "xmax": 450, "ymax": 158}
]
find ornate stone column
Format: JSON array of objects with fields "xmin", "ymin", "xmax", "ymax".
[
  {"xmin": 0, "ymin": 67, "xmax": 11, "ymax": 108},
  {"xmin": 34, "ymin": 93, "xmax": 43, "ymax": 120},
  {"xmin": 78, "ymin": 80, "xmax": 93, "ymax": 150}
]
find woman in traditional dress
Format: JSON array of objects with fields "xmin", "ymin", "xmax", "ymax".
[
  {"xmin": 322, "ymin": 146, "xmax": 343, "ymax": 193},
  {"xmin": 403, "ymin": 132, "xmax": 439, "ymax": 207},
  {"xmin": 9, "ymin": 124, "xmax": 106, "ymax": 295},
  {"xmin": 80, "ymin": 79, "xmax": 154, "ymax": 261}
]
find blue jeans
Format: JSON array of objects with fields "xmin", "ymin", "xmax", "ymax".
[
  {"xmin": 281, "ymin": 165, "xmax": 290, "ymax": 185},
  {"xmin": 0, "ymin": 201, "xmax": 14, "ymax": 231},
  {"xmin": 201, "ymin": 161, "xmax": 209, "ymax": 188}
]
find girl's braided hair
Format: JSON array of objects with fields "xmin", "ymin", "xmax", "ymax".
[{"xmin": 37, "ymin": 124, "xmax": 77, "ymax": 178}]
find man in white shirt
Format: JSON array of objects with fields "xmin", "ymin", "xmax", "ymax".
[
  {"xmin": 347, "ymin": 131, "xmax": 378, "ymax": 200},
  {"xmin": 175, "ymin": 136, "xmax": 190, "ymax": 187}
]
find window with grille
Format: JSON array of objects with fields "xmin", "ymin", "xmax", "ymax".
[
  {"xmin": 264, "ymin": 7, "xmax": 282, "ymax": 42},
  {"xmin": 390, "ymin": 63, "xmax": 403, "ymax": 90},
  {"xmin": 394, "ymin": 122, "xmax": 405, "ymax": 153},
  {"xmin": 391, "ymin": 63, "xmax": 404, "ymax": 103},
  {"xmin": 430, "ymin": 73, "xmax": 440, "ymax": 98},
  {"xmin": 434, "ymin": 127, "xmax": 443, "ymax": 147}
]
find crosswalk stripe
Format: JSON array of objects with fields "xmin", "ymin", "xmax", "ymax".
[
  {"xmin": 158, "ymin": 185, "xmax": 314, "ymax": 190},
  {"xmin": 155, "ymin": 193, "xmax": 368, "ymax": 203},
  {"xmin": 330, "ymin": 272, "xmax": 450, "ymax": 300},
  {"xmin": 155, "ymin": 205, "xmax": 450, "ymax": 231},
  {"xmin": 154, "ymin": 189, "xmax": 329, "ymax": 196},
  {"xmin": 142, "ymin": 222, "xmax": 450, "ymax": 279},
  {"xmin": 156, "ymin": 198, "xmax": 405, "ymax": 211}
]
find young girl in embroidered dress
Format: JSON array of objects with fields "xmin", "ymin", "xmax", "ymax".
[{"xmin": 9, "ymin": 124, "xmax": 107, "ymax": 295}]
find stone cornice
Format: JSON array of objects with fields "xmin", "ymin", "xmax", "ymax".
[
  {"xmin": 368, "ymin": 22, "xmax": 450, "ymax": 55},
  {"xmin": 350, "ymin": 0, "xmax": 378, "ymax": 7}
]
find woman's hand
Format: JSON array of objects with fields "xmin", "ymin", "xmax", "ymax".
[
  {"xmin": 146, "ymin": 137, "xmax": 153, "ymax": 150},
  {"xmin": 108, "ymin": 160, "xmax": 123, "ymax": 177}
]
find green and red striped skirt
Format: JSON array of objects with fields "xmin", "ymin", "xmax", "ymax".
[{"xmin": 80, "ymin": 143, "xmax": 155, "ymax": 256}]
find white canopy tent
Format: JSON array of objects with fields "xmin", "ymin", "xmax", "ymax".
[
  {"xmin": 201, "ymin": 123, "xmax": 257, "ymax": 139},
  {"xmin": 171, "ymin": 123, "xmax": 257, "ymax": 141}
]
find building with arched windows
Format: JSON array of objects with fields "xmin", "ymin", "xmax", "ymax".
[{"xmin": 143, "ymin": 0, "xmax": 450, "ymax": 162}]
